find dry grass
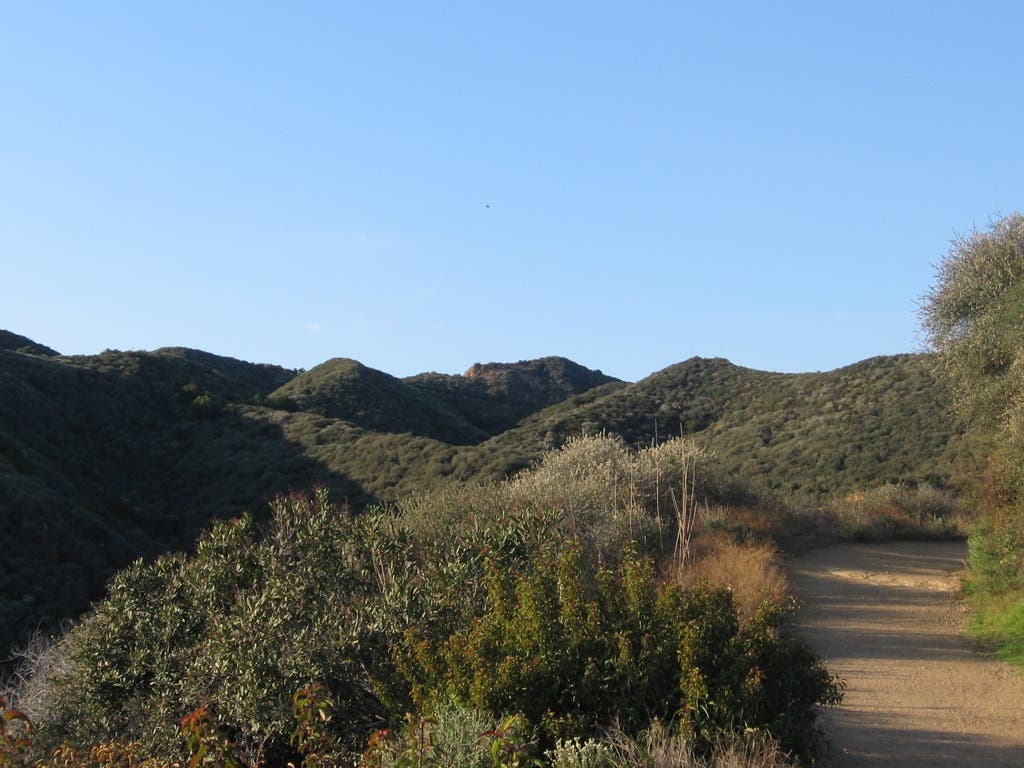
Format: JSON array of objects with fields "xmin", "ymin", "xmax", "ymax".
[
  {"xmin": 604, "ymin": 721, "xmax": 790, "ymax": 768},
  {"xmin": 674, "ymin": 531, "xmax": 789, "ymax": 626},
  {"xmin": 830, "ymin": 483, "xmax": 972, "ymax": 540}
]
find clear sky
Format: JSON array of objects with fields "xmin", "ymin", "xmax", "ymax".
[{"xmin": 3, "ymin": 2, "xmax": 1021, "ymax": 382}]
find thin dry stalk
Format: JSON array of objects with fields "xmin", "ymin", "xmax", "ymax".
[
  {"xmin": 654, "ymin": 422, "xmax": 664, "ymax": 552},
  {"xmin": 671, "ymin": 447, "xmax": 698, "ymax": 570}
]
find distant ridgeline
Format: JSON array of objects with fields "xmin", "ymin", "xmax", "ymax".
[{"xmin": 0, "ymin": 330, "xmax": 961, "ymax": 660}]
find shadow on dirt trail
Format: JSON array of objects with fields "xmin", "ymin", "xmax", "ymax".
[{"xmin": 790, "ymin": 541, "xmax": 1024, "ymax": 767}]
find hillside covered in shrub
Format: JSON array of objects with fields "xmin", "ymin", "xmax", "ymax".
[{"xmin": 0, "ymin": 333, "xmax": 962, "ymax": 660}]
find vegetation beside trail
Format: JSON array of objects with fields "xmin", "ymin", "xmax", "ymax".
[
  {"xmin": 0, "ymin": 334, "xmax": 963, "ymax": 659},
  {"xmin": 921, "ymin": 212, "xmax": 1024, "ymax": 667},
  {"xmin": 3, "ymin": 436, "xmax": 841, "ymax": 767}
]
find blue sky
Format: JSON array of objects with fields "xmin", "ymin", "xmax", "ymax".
[{"xmin": 3, "ymin": 2, "xmax": 1021, "ymax": 382}]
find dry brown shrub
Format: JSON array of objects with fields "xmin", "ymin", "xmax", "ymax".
[
  {"xmin": 831, "ymin": 483, "xmax": 971, "ymax": 539},
  {"xmin": 675, "ymin": 532, "xmax": 789, "ymax": 626}
]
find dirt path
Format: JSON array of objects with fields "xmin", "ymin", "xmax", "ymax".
[{"xmin": 790, "ymin": 541, "xmax": 1024, "ymax": 767}]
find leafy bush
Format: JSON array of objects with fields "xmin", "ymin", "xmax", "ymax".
[
  {"xmin": 414, "ymin": 701, "xmax": 496, "ymax": 768},
  {"xmin": 44, "ymin": 741, "xmax": 170, "ymax": 768},
  {"xmin": 357, "ymin": 717, "xmax": 794, "ymax": 768},
  {"xmin": 963, "ymin": 506, "xmax": 1024, "ymax": 667},
  {"xmin": 2, "ymin": 683, "xmax": 342, "ymax": 768},
  {"xmin": 966, "ymin": 505, "xmax": 1024, "ymax": 595},
  {"xmin": 920, "ymin": 212, "xmax": 1024, "ymax": 661},
  {"xmin": 920, "ymin": 213, "xmax": 1024, "ymax": 428},
  {"xmin": 36, "ymin": 491, "xmax": 416, "ymax": 764},
  {"xmin": 389, "ymin": 434, "xmax": 711, "ymax": 649},
  {"xmin": 1, "ymin": 695, "xmax": 34, "ymax": 768},
  {"xmin": 394, "ymin": 543, "xmax": 840, "ymax": 762},
  {"xmin": 965, "ymin": 593, "xmax": 1024, "ymax": 668},
  {"xmin": 361, "ymin": 711, "xmax": 538, "ymax": 768}
]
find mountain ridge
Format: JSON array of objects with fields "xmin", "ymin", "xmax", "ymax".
[{"xmin": 0, "ymin": 330, "xmax": 963, "ymax": 660}]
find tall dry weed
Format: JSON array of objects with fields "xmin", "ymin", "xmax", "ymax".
[{"xmin": 505, "ymin": 433, "xmax": 706, "ymax": 562}]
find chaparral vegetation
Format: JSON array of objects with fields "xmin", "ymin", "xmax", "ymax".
[{"xmin": 8, "ymin": 210, "xmax": 1024, "ymax": 767}]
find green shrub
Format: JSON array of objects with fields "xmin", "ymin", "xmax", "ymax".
[
  {"xmin": 419, "ymin": 701, "xmax": 495, "ymax": 768},
  {"xmin": 38, "ymin": 491, "xmax": 416, "ymax": 764},
  {"xmin": 964, "ymin": 505, "xmax": 1024, "ymax": 668},
  {"xmin": 966, "ymin": 507, "xmax": 1024, "ymax": 594},
  {"xmin": 360, "ymin": 711, "xmax": 538, "ymax": 768},
  {"xmin": 920, "ymin": 212, "xmax": 1024, "ymax": 660},
  {"xmin": 394, "ymin": 543, "xmax": 840, "ymax": 763},
  {"xmin": 1, "ymin": 695, "xmax": 34, "ymax": 768}
]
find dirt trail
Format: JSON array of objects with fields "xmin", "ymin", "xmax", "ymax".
[{"xmin": 790, "ymin": 541, "xmax": 1024, "ymax": 767}]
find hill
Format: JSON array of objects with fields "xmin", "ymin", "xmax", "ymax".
[
  {"xmin": 407, "ymin": 356, "xmax": 619, "ymax": 437},
  {"xmin": 472, "ymin": 354, "xmax": 961, "ymax": 497},
  {"xmin": 0, "ymin": 330, "xmax": 59, "ymax": 357},
  {"xmin": 0, "ymin": 337, "xmax": 617, "ymax": 657},
  {"xmin": 270, "ymin": 357, "xmax": 491, "ymax": 444},
  {"xmin": 269, "ymin": 355, "xmax": 616, "ymax": 444},
  {"xmin": 0, "ymin": 331, "xmax": 962, "ymax": 660}
]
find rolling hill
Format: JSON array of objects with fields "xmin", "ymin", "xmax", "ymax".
[{"xmin": 0, "ymin": 331, "xmax": 962, "ymax": 660}]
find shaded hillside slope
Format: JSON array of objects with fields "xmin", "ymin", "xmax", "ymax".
[
  {"xmin": 0, "ymin": 339, "xmax": 614, "ymax": 656},
  {"xmin": 0, "ymin": 346, "xmax": 362, "ymax": 659}
]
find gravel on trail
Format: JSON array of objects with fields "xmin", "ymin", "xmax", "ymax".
[{"xmin": 790, "ymin": 541, "xmax": 1024, "ymax": 767}]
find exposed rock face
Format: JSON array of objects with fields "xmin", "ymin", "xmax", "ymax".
[{"xmin": 463, "ymin": 356, "xmax": 618, "ymax": 403}]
